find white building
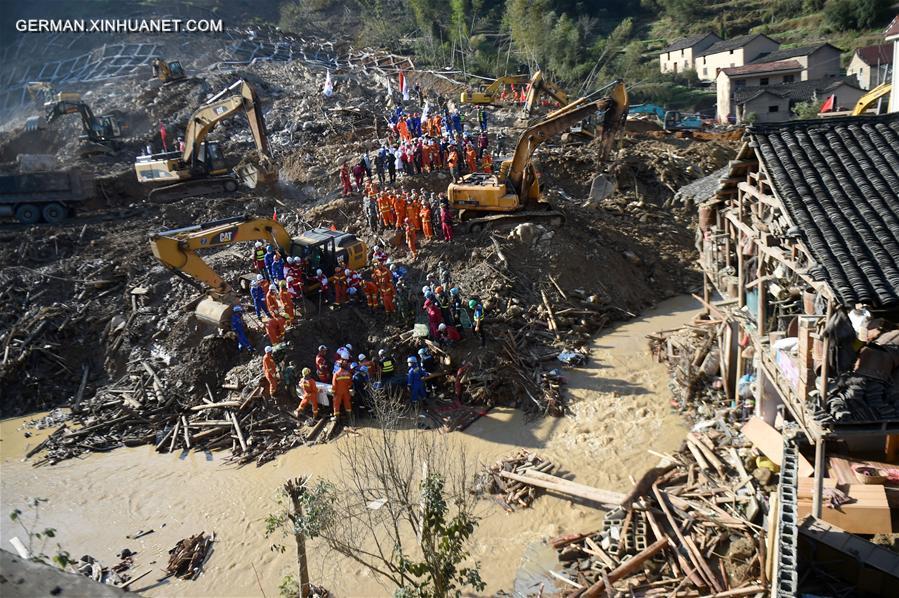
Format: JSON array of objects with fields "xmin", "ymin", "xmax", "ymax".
[
  {"xmin": 659, "ymin": 33, "xmax": 721, "ymax": 75},
  {"xmin": 694, "ymin": 34, "xmax": 780, "ymax": 81},
  {"xmin": 887, "ymin": 15, "xmax": 899, "ymax": 113},
  {"xmin": 847, "ymin": 43, "xmax": 893, "ymax": 90}
]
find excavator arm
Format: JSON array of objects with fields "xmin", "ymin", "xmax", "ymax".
[
  {"xmin": 150, "ymin": 216, "xmax": 291, "ymax": 297},
  {"xmin": 523, "ymin": 70, "xmax": 570, "ymax": 114},
  {"xmin": 507, "ymin": 81, "xmax": 628, "ymax": 194},
  {"xmin": 182, "ymin": 80, "xmax": 272, "ymax": 164},
  {"xmin": 851, "ymin": 82, "xmax": 891, "ymax": 116},
  {"xmin": 461, "ymin": 74, "xmax": 529, "ymax": 104}
]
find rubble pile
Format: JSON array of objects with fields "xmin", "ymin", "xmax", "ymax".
[
  {"xmin": 476, "ymin": 450, "xmax": 556, "ymax": 511},
  {"xmin": 549, "ymin": 428, "xmax": 769, "ymax": 596},
  {"xmin": 166, "ymin": 532, "xmax": 215, "ymax": 580}
]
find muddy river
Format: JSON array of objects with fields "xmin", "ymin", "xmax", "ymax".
[{"xmin": 1, "ymin": 295, "xmax": 700, "ymax": 597}]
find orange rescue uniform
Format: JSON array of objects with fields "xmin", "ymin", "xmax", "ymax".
[
  {"xmin": 263, "ymin": 353, "xmax": 279, "ymax": 396},
  {"xmin": 265, "ymin": 315, "xmax": 285, "ymax": 344},
  {"xmin": 298, "ymin": 376, "xmax": 319, "ymax": 416},
  {"xmin": 405, "ymin": 222, "xmax": 417, "ymax": 259},
  {"xmin": 420, "ymin": 205, "xmax": 434, "ymax": 240},
  {"xmin": 363, "ymin": 279, "xmax": 380, "ymax": 309},
  {"xmin": 279, "ymin": 288, "xmax": 295, "ymax": 321},
  {"xmin": 331, "ymin": 366, "xmax": 353, "ymax": 416},
  {"xmin": 265, "ymin": 287, "xmax": 281, "ymax": 316}
]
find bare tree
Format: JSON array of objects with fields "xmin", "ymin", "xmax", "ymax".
[{"xmin": 268, "ymin": 385, "xmax": 485, "ymax": 597}]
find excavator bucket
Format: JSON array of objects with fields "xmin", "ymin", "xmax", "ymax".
[
  {"xmin": 196, "ymin": 297, "xmax": 233, "ymax": 328},
  {"xmin": 25, "ymin": 116, "xmax": 45, "ymax": 131},
  {"xmin": 235, "ymin": 161, "xmax": 277, "ymax": 190}
]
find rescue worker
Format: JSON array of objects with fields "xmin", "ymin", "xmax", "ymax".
[
  {"xmin": 295, "ymin": 367, "xmax": 320, "ymax": 419},
  {"xmin": 352, "ymin": 161, "xmax": 365, "ymax": 192},
  {"xmin": 282, "ymin": 360, "xmax": 299, "ymax": 402},
  {"xmin": 262, "ymin": 346, "xmax": 279, "ymax": 398},
  {"xmin": 377, "ymin": 349, "xmax": 396, "ymax": 384},
  {"xmin": 332, "ymin": 267, "xmax": 348, "ymax": 305},
  {"xmin": 361, "ymin": 353, "xmax": 379, "ymax": 381},
  {"xmin": 393, "ymin": 194, "xmax": 407, "ymax": 230},
  {"xmin": 470, "ymin": 299, "xmax": 486, "ymax": 347},
  {"xmin": 251, "ymin": 279, "xmax": 271, "ymax": 319},
  {"xmin": 279, "ymin": 281, "xmax": 296, "ymax": 322},
  {"xmin": 331, "ymin": 360, "xmax": 353, "ymax": 419},
  {"xmin": 407, "ymin": 356, "xmax": 427, "ymax": 405},
  {"xmin": 440, "ymin": 201, "xmax": 454, "ymax": 241},
  {"xmin": 315, "ymin": 345, "xmax": 331, "ymax": 382},
  {"xmin": 379, "ymin": 193, "xmax": 394, "ymax": 228},
  {"xmin": 405, "ymin": 218, "xmax": 418, "ymax": 259},
  {"xmin": 449, "ymin": 287, "xmax": 463, "ymax": 327},
  {"xmin": 265, "ymin": 282, "xmax": 281, "ymax": 317},
  {"xmin": 424, "ymin": 295, "xmax": 444, "ymax": 337},
  {"xmin": 252, "ymin": 241, "xmax": 267, "ymax": 278},
  {"xmin": 437, "ymin": 322, "xmax": 462, "ymax": 345},
  {"xmin": 340, "ymin": 162, "xmax": 352, "ymax": 195},
  {"xmin": 363, "ymin": 277, "xmax": 380, "ymax": 310},
  {"xmin": 465, "ymin": 144, "xmax": 477, "ymax": 174},
  {"xmin": 271, "ymin": 252, "xmax": 285, "ymax": 281},
  {"xmin": 380, "ymin": 276, "xmax": 396, "ymax": 315},
  {"xmin": 231, "ymin": 305, "xmax": 254, "ymax": 353},
  {"xmin": 418, "ymin": 347, "xmax": 437, "ymax": 374},
  {"xmin": 447, "ymin": 148, "xmax": 460, "ymax": 182},
  {"xmin": 420, "ymin": 201, "xmax": 434, "ymax": 241},
  {"xmin": 265, "ymin": 313, "xmax": 285, "ymax": 344},
  {"xmin": 315, "ymin": 269, "xmax": 330, "ymax": 304},
  {"xmin": 264, "ymin": 245, "xmax": 276, "ymax": 280},
  {"xmin": 481, "ymin": 152, "xmax": 493, "ymax": 173}
]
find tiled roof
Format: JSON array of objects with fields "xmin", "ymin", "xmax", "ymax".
[
  {"xmin": 854, "ymin": 43, "xmax": 894, "ymax": 66},
  {"xmin": 661, "ymin": 33, "xmax": 720, "ymax": 53},
  {"xmin": 697, "ymin": 34, "xmax": 777, "ymax": 57},
  {"xmin": 722, "ymin": 59, "xmax": 803, "ymax": 77},
  {"xmin": 733, "ymin": 75, "xmax": 859, "ymax": 103},
  {"xmin": 885, "ymin": 15, "xmax": 899, "ymax": 38},
  {"xmin": 749, "ymin": 114, "xmax": 899, "ymax": 308},
  {"xmin": 749, "ymin": 43, "xmax": 839, "ymax": 64}
]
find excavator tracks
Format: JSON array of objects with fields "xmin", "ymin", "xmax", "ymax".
[
  {"xmin": 460, "ymin": 209, "xmax": 566, "ymax": 233},
  {"xmin": 147, "ymin": 175, "xmax": 240, "ymax": 203}
]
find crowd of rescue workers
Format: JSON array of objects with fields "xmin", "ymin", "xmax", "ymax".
[{"xmin": 230, "ymin": 91, "xmax": 510, "ymax": 423}]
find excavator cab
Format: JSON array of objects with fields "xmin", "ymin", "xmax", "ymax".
[{"xmin": 193, "ymin": 142, "xmax": 228, "ymax": 175}]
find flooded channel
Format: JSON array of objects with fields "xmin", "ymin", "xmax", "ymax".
[{"xmin": 1, "ymin": 295, "xmax": 700, "ymax": 597}]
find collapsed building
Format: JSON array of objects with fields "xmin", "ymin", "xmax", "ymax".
[{"xmin": 697, "ymin": 113, "xmax": 899, "ymax": 593}]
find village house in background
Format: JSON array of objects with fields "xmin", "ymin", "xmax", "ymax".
[
  {"xmin": 658, "ymin": 32, "xmax": 721, "ymax": 75},
  {"xmin": 888, "ymin": 15, "xmax": 899, "ymax": 112},
  {"xmin": 697, "ymin": 112, "xmax": 899, "ymax": 593},
  {"xmin": 847, "ymin": 43, "xmax": 894, "ymax": 89},
  {"xmin": 694, "ymin": 34, "xmax": 780, "ymax": 81}
]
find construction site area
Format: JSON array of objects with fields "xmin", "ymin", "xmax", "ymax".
[{"xmin": 1, "ymin": 2, "xmax": 898, "ymax": 597}]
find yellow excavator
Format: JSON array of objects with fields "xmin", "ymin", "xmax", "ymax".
[
  {"xmin": 134, "ymin": 79, "xmax": 277, "ymax": 202},
  {"xmin": 152, "ymin": 58, "xmax": 187, "ymax": 83},
  {"xmin": 523, "ymin": 70, "xmax": 570, "ymax": 114},
  {"xmin": 460, "ymin": 74, "xmax": 530, "ymax": 105},
  {"xmin": 150, "ymin": 215, "xmax": 368, "ymax": 327},
  {"xmin": 851, "ymin": 82, "xmax": 891, "ymax": 116},
  {"xmin": 447, "ymin": 81, "xmax": 628, "ymax": 232},
  {"xmin": 24, "ymin": 91, "xmax": 130, "ymax": 155}
]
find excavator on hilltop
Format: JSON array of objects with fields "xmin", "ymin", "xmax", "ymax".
[
  {"xmin": 134, "ymin": 79, "xmax": 277, "ymax": 202},
  {"xmin": 152, "ymin": 58, "xmax": 187, "ymax": 83},
  {"xmin": 460, "ymin": 74, "xmax": 530, "ymax": 105},
  {"xmin": 447, "ymin": 80, "xmax": 628, "ymax": 232},
  {"xmin": 25, "ymin": 90, "xmax": 130, "ymax": 155},
  {"xmin": 150, "ymin": 215, "xmax": 368, "ymax": 327}
]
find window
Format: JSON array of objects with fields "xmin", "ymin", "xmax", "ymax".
[
  {"xmin": 735, "ymin": 80, "xmax": 747, "ymax": 87},
  {"xmin": 768, "ymin": 105, "xmax": 779, "ymax": 113},
  {"xmin": 730, "ymin": 63, "xmax": 735, "ymax": 67},
  {"xmin": 703, "ymin": 68, "xmax": 708, "ymax": 76},
  {"xmin": 667, "ymin": 52, "xmax": 670, "ymax": 60},
  {"xmin": 760, "ymin": 77, "xmax": 769, "ymax": 86},
  {"xmin": 783, "ymin": 74, "xmax": 795, "ymax": 83}
]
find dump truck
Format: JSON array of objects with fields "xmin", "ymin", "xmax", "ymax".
[{"xmin": 0, "ymin": 166, "xmax": 94, "ymax": 224}]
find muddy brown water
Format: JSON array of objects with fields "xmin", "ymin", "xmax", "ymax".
[{"xmin": 1, "ymin": 295, "xmax": 699, "ymax": 597}]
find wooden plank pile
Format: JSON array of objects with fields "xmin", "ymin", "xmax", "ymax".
[
  {"xmin": 30, "ymin": 358, "xmax": 338, "ymax": 467},
  {"xmin": 548, "ymin": 432, "xmax": 769, "ymax": 596},
  {"xmin": 478, "ymin": 450, "xmax": 556, "ymax": 511},
  {"xmin": 166, "ymin": 532, "xmax": 215, "ymax": 580}
]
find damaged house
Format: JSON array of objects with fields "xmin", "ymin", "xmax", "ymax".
[{"xmin": 697, "ymin": 113, "xmax": 899, "ymax": 593}]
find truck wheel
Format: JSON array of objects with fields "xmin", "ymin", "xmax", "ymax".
[
  {"xmin": 224, "ymin": 179, "xmax": 238, "ymax": 192},
  {"xmin": 42, "ymin": 203, "xmax": 67, "ymax": 224},
  {"xmin": 15, "ymin": 204, "xmax": 41, "ymax": 225}
]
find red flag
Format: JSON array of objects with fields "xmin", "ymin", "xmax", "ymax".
[
  {"xmin": 159, "ymin": 120, "xmax": 168, "ymax": 152},
  {"xmin": 272, "ymin": 207, "xmax": 278, "ymax": 222},
  {"xmin": 819, "ymin": 95, "xmax": 835, "ymax": 113}
]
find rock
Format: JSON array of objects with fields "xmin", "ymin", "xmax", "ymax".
[
  {"xmin": 585, "ymin": 174, "xmax": 615, "ymax": 206},
  {"xmin": 622, "ymin": 250, "xmax": 641, "ymax": 266},
  {"xmin": 508, "ymin": 223, "xmax": 538, "ymax": 245}
]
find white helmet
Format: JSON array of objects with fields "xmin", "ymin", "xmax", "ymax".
[
  {"xmin": 265, "ymin": 346, "xmax": 273, "ymax": 353},
  {"xmin": 345, "ymin": 344, "xmax": 353, "ymax": 351},
  {"xmin": 358, "ymin": 353, "xmax": 366, "ymax": 361},
  {"xmin": 286, "ymin": 256, "xmax": 294, "ymax": 264},
  {"xmin": 421, "ymin": 285, "xmax": 430, "ymax": 294},
  {"xmin": 255, "ymin": 241, "xmax": 262, "ymax": 247},
  {"xmin": 378, "ymin": 349, "xmax": 386, "ymax": 357},
  {"xmin": 345, "ymin": 269, "xmax": 351, "ymax": 276},
  {"xmin": 318, "ymin": 345, "xmax": 327, "ymax": 352},
  {"xmin": 438, "ymin": 323, "xmax": 447, "ymax": 331},
  {"xmin": 316, "ymin": 269, "xmax": 323, "ymax": 275},
  {"xmin": 256, "ymin": 274, "xmax": 263, "ymax": 281},
  {"xmin": 373, "ymin": 245, "xmax": 380, "ymax": 252},
  {"xmin": 287, "ymin": 276, "xmax": 294, "ymax": 282}
]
